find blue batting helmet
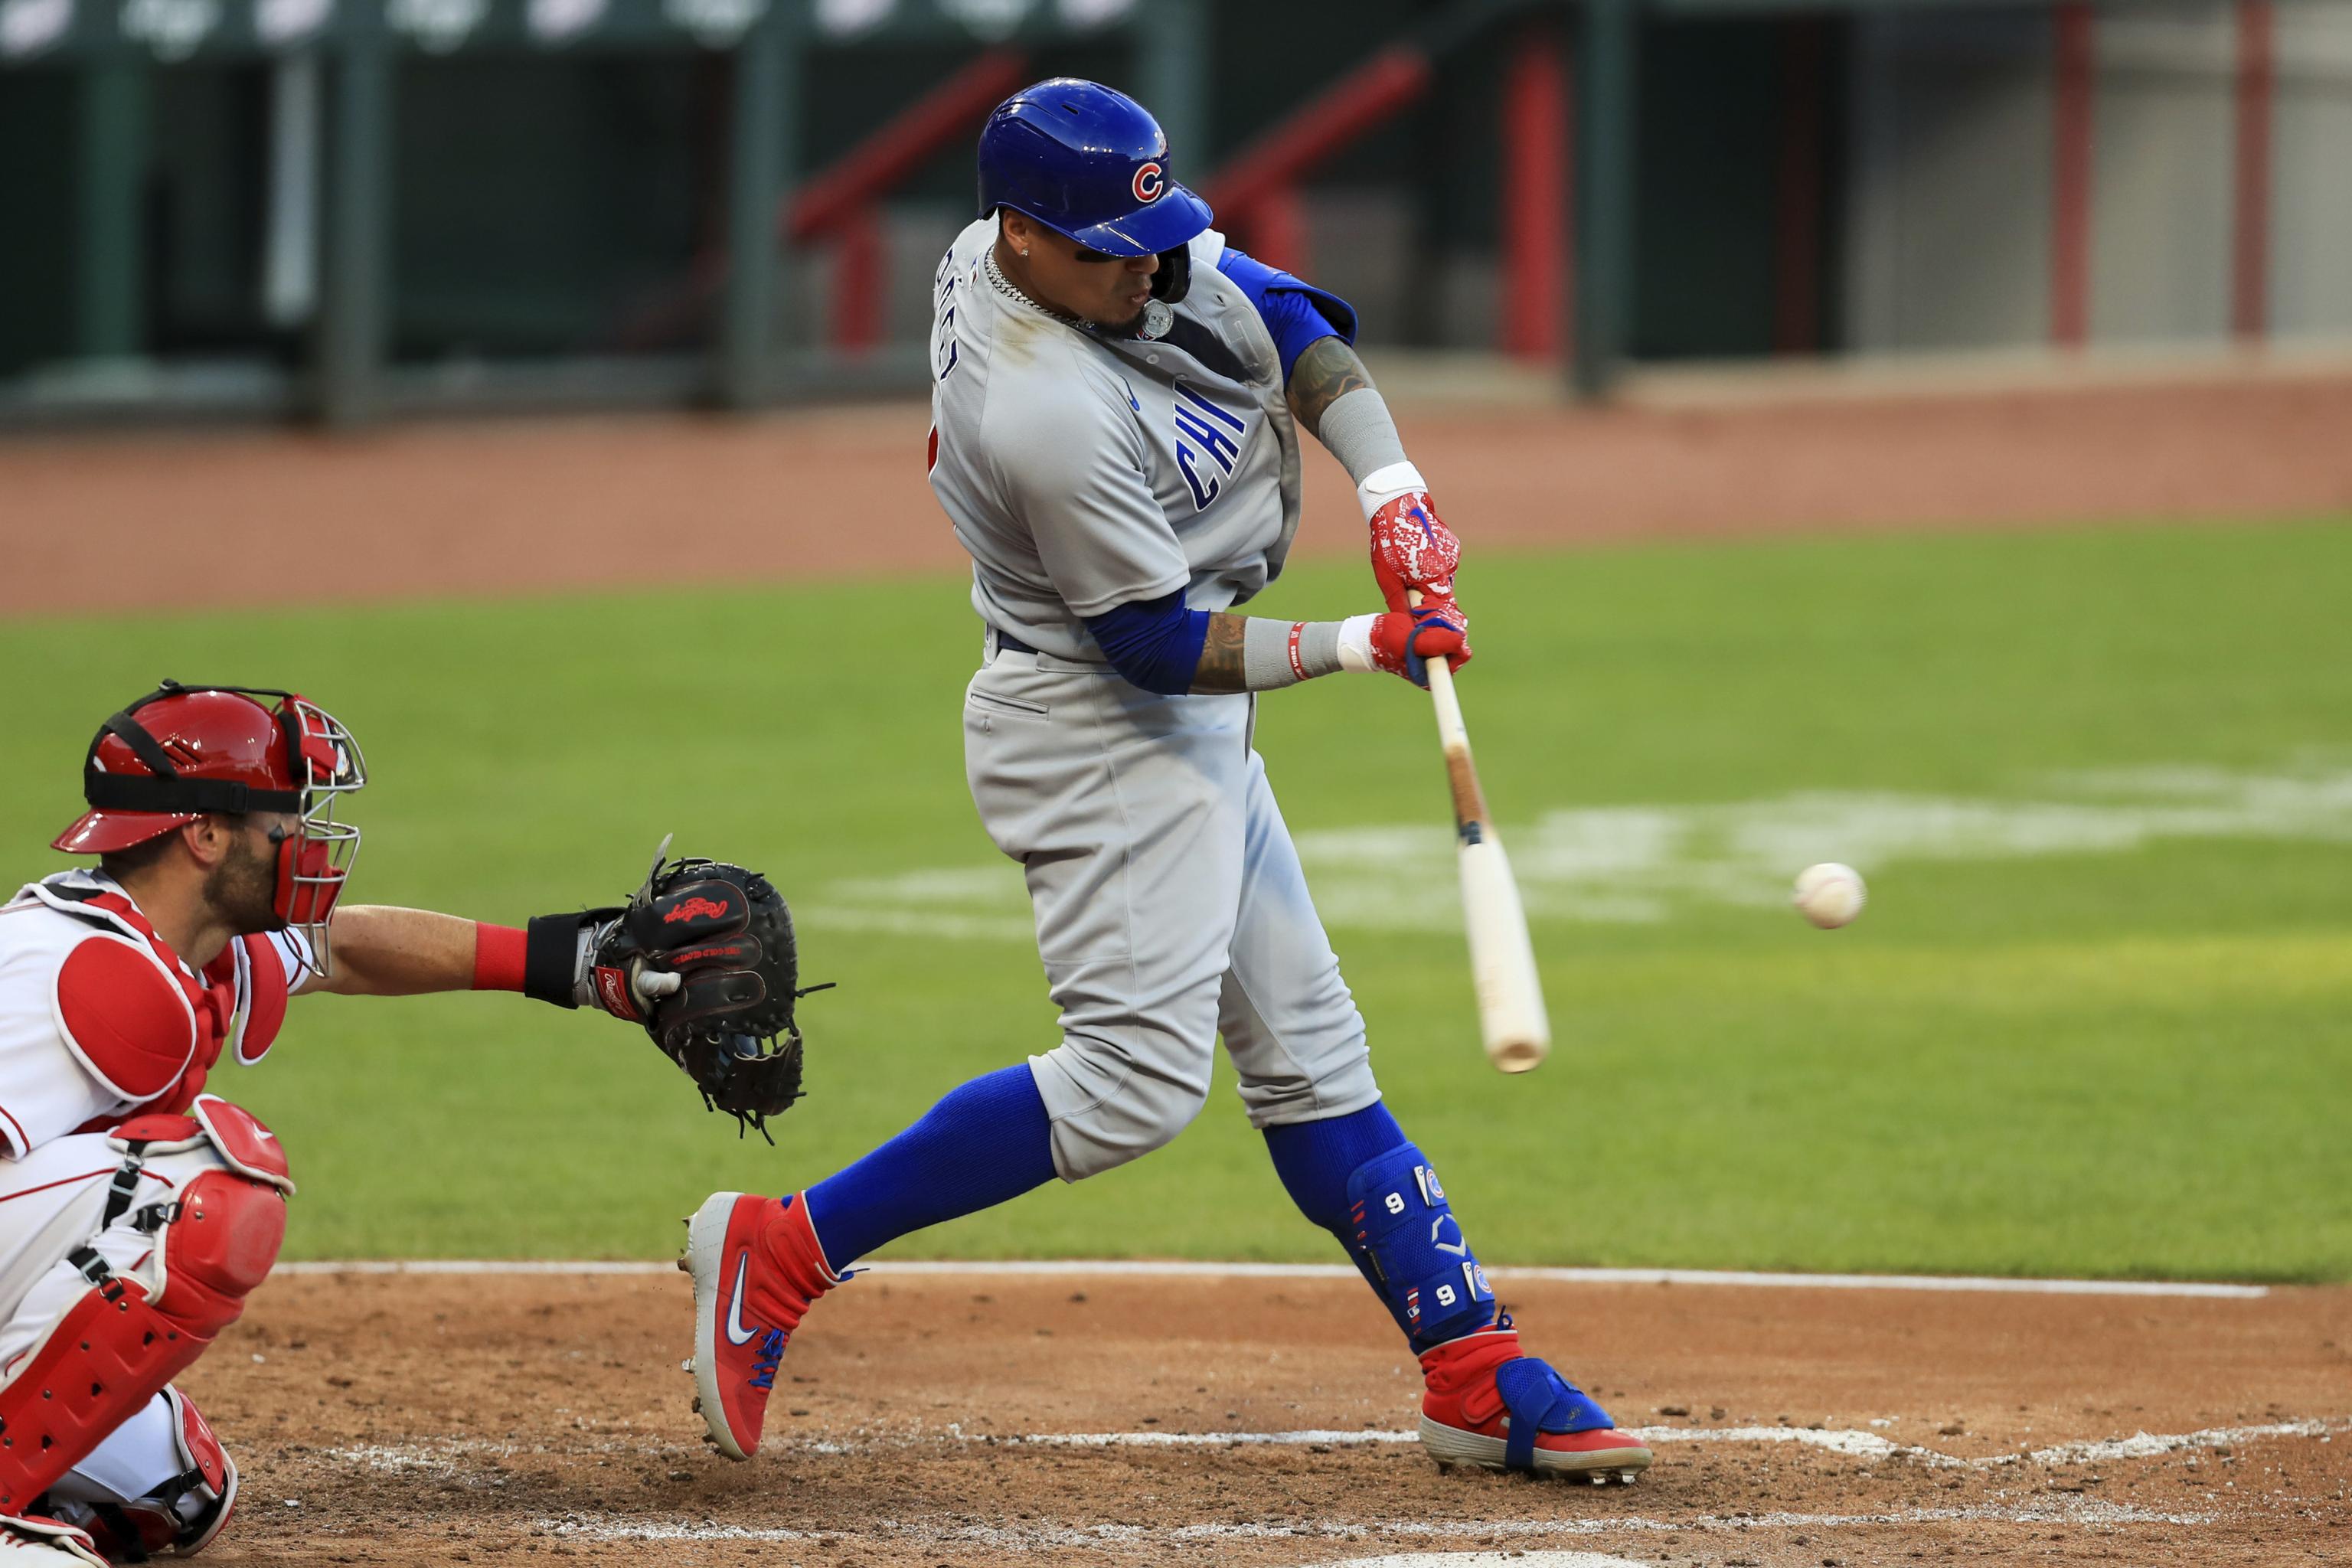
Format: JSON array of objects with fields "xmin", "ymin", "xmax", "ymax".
[{"xmin": 976, "ymin": 78, "xmax": 1214, "ymax": 260}]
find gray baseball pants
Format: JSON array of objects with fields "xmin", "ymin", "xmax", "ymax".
[{"xmin": 963, "ymin": 645, "xmax": 1382, "ymax": 1181}]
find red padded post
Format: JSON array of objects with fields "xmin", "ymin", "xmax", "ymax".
[
  {"xmin": 2050, "ymin": 2, "xmax": 2096, "ymax": 348},
  {"xmin": 1499, "ymin": 22, "xmax": 1570, "ymax": 362},
  {"xmin": 2231, "ymin": 0, "xmax": 2275, "ymax": 341}
]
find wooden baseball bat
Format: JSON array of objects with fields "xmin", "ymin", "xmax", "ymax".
[{"xmin": 1410, "ymin": 592, "xmax": 1551, "ymax": 1073}]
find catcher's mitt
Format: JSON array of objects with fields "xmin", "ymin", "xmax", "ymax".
[{"xmin": 593, "ymin": 843, "xmax": 829, "ymax": 1140}]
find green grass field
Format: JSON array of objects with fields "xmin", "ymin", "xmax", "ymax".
[{"xmin": 8, "ymin": 519, "xmax": 2350, "ymax": 1279}]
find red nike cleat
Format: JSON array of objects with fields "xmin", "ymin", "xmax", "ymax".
[
  {"xmin": 683, "ymin": 1191, "xmax": 844, "ymax": 1460},
  {"xmin": 1418, "ymin": 1322, "xmax": 1652, "ymax": 1482}
]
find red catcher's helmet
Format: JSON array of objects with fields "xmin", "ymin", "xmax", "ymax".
[{"xmin": 52, "ymin": 681, "xmax": 367, "ymax": 972}]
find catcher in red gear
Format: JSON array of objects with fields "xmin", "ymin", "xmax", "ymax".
[{"xmin": 0, "ymin": 680, "xmax": 801, "ymax": 1565}]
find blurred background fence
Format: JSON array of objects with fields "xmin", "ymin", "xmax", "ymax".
[{"xmin": 3, "ymin": 0, "xmax": 2350, "ymax": 426}]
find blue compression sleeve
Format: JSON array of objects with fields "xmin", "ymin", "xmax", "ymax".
[
  {"xmin": 1263, "ymin": 1100, "xmax": 1407, "ymax": 1233},
  {"xmin": 1085, "ymin": 590, "xmax": 1210, "ymax": 695},
  {"xmin": 1215, "ymin": 247, "xmax": 1360, "ymax": 382},
  {"xmin": 802, "ymin": 1063, "xmax": 1058, "ymax": 1273}
]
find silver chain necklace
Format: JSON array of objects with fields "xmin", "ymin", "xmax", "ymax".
[
  {"xmin": 982, "ymin": 247, "xmax": 1174, "ymax": 342},
  {"xmin": 984, "ymin": 248, "xmax": 1084, "ymax": 329}
]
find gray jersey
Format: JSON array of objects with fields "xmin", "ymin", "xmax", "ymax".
[{"xmin": 926, "ymin": 216, "xmax": 1303, "ymax": 662}]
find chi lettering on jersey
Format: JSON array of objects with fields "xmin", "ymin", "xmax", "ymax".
[{"xmin": 1173, "ymin": 384, "xmax": 1248, "ymax": 511}]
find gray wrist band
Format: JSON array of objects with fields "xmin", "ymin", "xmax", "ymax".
[
  {"xmin": 1317, "ymin": 386, "xmax": 1410, "ymax": 487},
  {"xmin": 1242, "ymin": 618, "xmax": 1344, "ymax": 690}
]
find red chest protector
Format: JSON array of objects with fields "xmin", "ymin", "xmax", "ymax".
[{"xmin": 51, "ymin": 891, "xmax": 288, "ymax": 1124}]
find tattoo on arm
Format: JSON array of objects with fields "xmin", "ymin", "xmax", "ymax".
[
  {"xmin": 1190, "ymin": 612, "xmax": 1252, "ymax": 694},
  {"xmin": 1285, "ymin": 336, "xmax": 1374, "ymax": 437}
]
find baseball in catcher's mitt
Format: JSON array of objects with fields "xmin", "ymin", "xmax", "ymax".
[{"xmin": 525, "ymin": 838, "xmax": 830, "ymax": 1140}]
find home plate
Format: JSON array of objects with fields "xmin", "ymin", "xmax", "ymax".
[{"xmin": 1318, "ymin": 1555, "xmax": 1650, "ymax": 1568}]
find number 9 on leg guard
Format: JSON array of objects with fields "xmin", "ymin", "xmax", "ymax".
[{"xmin": 1344, "ymin": 1145, "xmax": 1496, "ymax": 1347}]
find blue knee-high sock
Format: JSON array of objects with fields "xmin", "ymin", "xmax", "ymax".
[
  {"xmin": 1263, "ymin": 1101, "xmax": 1494, "ymax": 1349},
  {"xmin": 802, "ymin": 1064, "xmax": 1057, "ymax": 1273}
]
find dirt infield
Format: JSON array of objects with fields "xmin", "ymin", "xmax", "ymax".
[
  {"xmin": 185, "ymin": 1267, "xmax": 2349, "ymax": 1566},
  {"xmin": 6, "ymin": 371, "xmax": 2352, "ymax": 616}
]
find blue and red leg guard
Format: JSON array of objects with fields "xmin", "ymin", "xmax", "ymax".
[
  {"xmin": 1342, "ymin": 1143, "xmax": 1499, "ymax": 1348},
  {"xmin": 1267, "ymin": 1112, "xmax": 1651, "ymax": 1481}
]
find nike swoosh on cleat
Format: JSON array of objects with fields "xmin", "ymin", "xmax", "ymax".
[{"xmin": 724, "ymin": 1252, "xmax": 759, "ymax": 1347}]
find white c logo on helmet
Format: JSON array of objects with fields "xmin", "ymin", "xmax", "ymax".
[{"xmin": 1132, "ymin": 161, "xmax": 1165, "ymax": 204}]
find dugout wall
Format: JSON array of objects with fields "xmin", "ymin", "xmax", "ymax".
[
  {"xmin": 1844, "ymin": 2, "xmax": 2352, "ymax": 352},
  {"xmin": 3, "ymin": 0, "xmax": 2350, "ymax": 427}
]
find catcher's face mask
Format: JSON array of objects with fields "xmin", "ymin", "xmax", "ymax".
[{"xmin": 65, "ymin": 681, "xmax": 366, "ymax": 974}]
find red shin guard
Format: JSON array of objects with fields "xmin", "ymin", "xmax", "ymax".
[{"xmin": 0, "ymin": 1169, "xmax": 283, "ymax": 1512}]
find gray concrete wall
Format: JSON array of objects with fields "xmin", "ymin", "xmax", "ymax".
[
  {"xmin": 1843, "ymin": 1, "xmax": 2352, "ymax": 356},
  {"xmin": 2272, "ymin": 2, "xmax": 2352, "ymax": 338},
  {"xmin": 1844, "ymin": 12, "xmax": 2057, "ymax": 352},
  {"xmin": 2089, "ymin": 3, "xmax": 2235, "ymax": 346}
]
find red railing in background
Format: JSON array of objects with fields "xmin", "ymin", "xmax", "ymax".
[
  {"xmin": 773, "ymin": 21, "xmax": 1579, "ymax": 365},
  {"xmin": 786, "ymin": 48, "xmax": 1031, "ymax": 354},
  {"xmin": 1203, "ymin": 31, "xmax": 1570, "ymax": 365},
  {"xmin": 1201, "ymin": 45, "xmax": 1432, "ymax": 276}
]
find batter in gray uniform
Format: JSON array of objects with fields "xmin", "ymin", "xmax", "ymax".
[
  {"xmin": 685, "ymin": 78, "xmax": 1651, "ymax": 1485},
  {"xmin": 935, "ymin": 211, "xmax": 1396, "ymax": 1175}
]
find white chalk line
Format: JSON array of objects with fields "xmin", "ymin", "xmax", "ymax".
[
  {"xmin": 1994, "ymin": 1417, "xmax": 2344, "ymax": 1468},
  {"xmin": 813, "ymin": 761, "xmax": 2352, "ymax": 933},
  {"xmin": 807, "ymin": 1416, "xmax": 2348, "ymax": 1469},
  {"xmin": 271, "ymin": 1256, "xmax": 2272, "ymax": 1298},
  {"xmin": 325, "ymin": 1416, "xmax": 2346, "ymax": 1477},
  {"xmin": 530, "ymin": 1494, "xmax": 2215, "ymax": 1549},
  {"xmin": 1322, "ymin": 1555, "xmax": 1647, "ymax": 1568}
]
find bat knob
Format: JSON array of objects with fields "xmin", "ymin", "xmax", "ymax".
[{"xmin": 1491, "ymin": 1039, "xmax": 1546, "ymax": 1074}]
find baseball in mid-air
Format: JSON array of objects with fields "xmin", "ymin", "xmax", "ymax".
[{"xmin": 1792, "ymin": 863, "xmax": 1867, "ymax": 929}]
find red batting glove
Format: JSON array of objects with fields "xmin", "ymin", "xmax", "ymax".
[
  {"xmin": 1368, "ymin": 599, "xmax": 1472, "ymax": 688},
  {"xmin": 1367, "ymin": 487, "xmax": 1463, "ymax": 612}
]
